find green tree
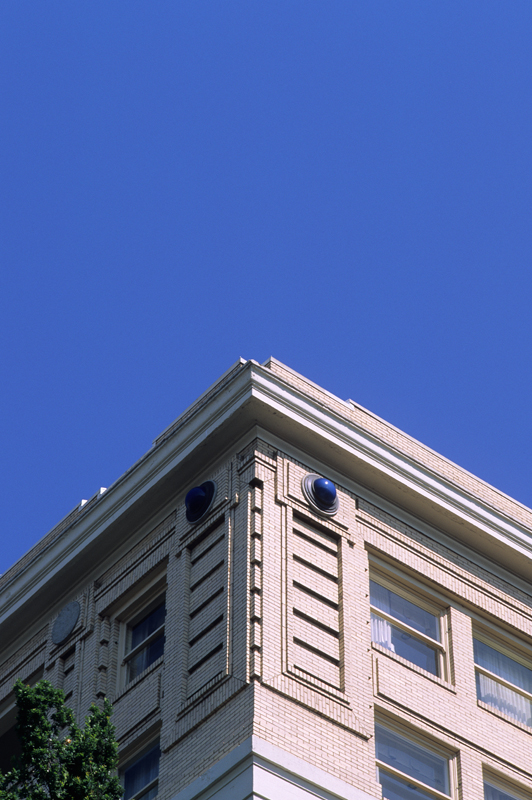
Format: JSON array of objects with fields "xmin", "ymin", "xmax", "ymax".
[{"xmin": 0, "ymin": 679, "xmax": 123, "ymax": 800}]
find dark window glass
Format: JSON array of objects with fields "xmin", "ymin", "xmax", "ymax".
[
  {"xmin": 128, "ymin": 636, "xmax": 165, "ymax": 682},
  {"xmin": 0, "ymin": 725, "xmax": 21, "ymax": 774},
  {"xmin": 131, "ymin": 604, "xmax": 165, "ymax": 650},
  {"xmin": 123, "ymin": 743, "xmax": 160, "ymax": 800},
  {"xmin": 127, "ymin": 602, "xmax": 165, "ymax": 683}
]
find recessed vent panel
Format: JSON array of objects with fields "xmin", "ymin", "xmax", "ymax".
[
  {"xmin": 187, "ymin": 521, "xmax": 227, "ymax": 697},
  {"xmin": 290, "ymin": 516, "xmax": 341, "ymax": 689}
]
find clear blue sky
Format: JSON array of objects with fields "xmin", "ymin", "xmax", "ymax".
[{"xmin": 2, "ymin": 2, "xmax": 532, "ymax": 575}]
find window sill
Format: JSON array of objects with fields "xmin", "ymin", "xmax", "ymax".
[
  {"xmin": 113, "ymin": 656, "xmax": 164, "ymax": 704},
  {"xmin": 372, "ymin": 643, "xmax": 456, "ymax": 693},
  {"xmin": 126, "ymin": 778, "xmax": 158, "ymax": 800},
  {"xmin": 477, "ymin": 699, "xmax": 532, "ymax": 735}
]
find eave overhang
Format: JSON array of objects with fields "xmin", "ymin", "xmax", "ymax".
[{"xmin": 1, "ymin": 358, "xmax": 532, "ymax": 648}]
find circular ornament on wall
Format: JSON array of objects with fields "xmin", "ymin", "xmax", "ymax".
[
  {"xmin": 301, "ymin": 473, "xmax": 339, "ymax": 516},
  {"xmin": 51, "ymin": 600, "xmax": 80, "ymax": 646},
  {"xmin": 185, "ymin": 480, "xmax": 217, "ymax": 523}
]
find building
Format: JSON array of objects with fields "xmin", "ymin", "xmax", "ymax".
[{"xmin": 1, "ymin": 357, "xmax": 532, "ymax": 800}]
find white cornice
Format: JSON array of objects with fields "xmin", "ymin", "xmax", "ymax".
[
  {"xmin": 247, "ymin": 366, "xmax": 532, "ymax": 562},
  {"xmin": 0, "ymin": 363, "xmax": 256, "ymax": 631},
  {"xmin": 2, "ymin": 359, "xmax": 532, "ymax": 641}
]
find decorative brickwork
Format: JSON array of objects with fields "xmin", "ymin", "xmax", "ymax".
[{"xmin": 2, "ymin": 361, "xmax": 532, "ymax": 800}]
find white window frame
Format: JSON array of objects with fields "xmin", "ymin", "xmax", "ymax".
[
  {"xmin": 484, "ymin": 772, "xmax": 532, "ymax": 800},
  {"xmin": 115, "ymin": 572, "xmax": 167, "ymax": 691},
  {"xmin": 473, "ymin": 627, "xmax": 532, "ymax": 729},
  {"xmin": 375, "ymin": 720, "xmax": 454, "ymax": 800},
  {"xmin": 369, "ymin": 566, "xmax": 448, "ymax": 680}
]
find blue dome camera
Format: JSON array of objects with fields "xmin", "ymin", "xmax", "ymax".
[{"xmin": 301, "ymin": 473, "xmax": 339, "ymax": 516}]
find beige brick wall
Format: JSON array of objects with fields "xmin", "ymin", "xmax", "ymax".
[{"xmin": 1, "ymin": 437, "xmax": 532, "ymax": 800}]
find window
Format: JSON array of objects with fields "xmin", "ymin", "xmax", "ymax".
[
  {"xmin": 122, "ymin": 742, "xmax": 160, "ymax": 800},
  {"xmin": 125, "ymin": 600, "xmax": 166, "ymax": 684},
  {"xmin": 485, "ymin": 777, "xmax": 530, "ymax": 800},
  {"xmin": 370, "ymin": 578, "xmax": 444, "ymax": 677},
  {"xmin": 375, "ymin": 724, "xmax": 451, "ymax": 800},
  {"xmin": 0, "ymin": 668, "xmax": 43, "ymax": 774},
  {"xmin": 0, "ymin": 723, "xmax": 20, "ymax": 775},
  {"xmin": 474, "ymin": 635, "xmax": 532, "ymax": 728}
]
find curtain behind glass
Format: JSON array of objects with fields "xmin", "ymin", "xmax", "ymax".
[
  {"xmin": 476, "ymin": 673, "xmax": 532, "ymax": 727},
  {"xmin": 484, "ymin": 782, "xmax": 520, "ymax": 800},
  {"xmin": 124, "ymin": 745, "xmax": 160, "ymax": 800},
  {"xmin": 370, "ymin": 581, "xmax": 439, "ymax": 641},
  {"xmin": 474, "ymin": 639, "xmax": 532, "ymax": 694},
  {"xmin": 128, "ymin": 634, "xmax": 165, "ymax": 682},
  {"xmin": 371, "ymin": 614, "xmax": 439, "ymax": 675},
  {"xmin": 371, "ymin": 614, "xmax": 395, "ymax": 651},
  {"xmin": 131, "ymin": 604, "xmax": 166, "ymax": 650}
]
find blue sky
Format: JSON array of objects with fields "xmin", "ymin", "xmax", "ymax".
[{"xmin": 2, "ymin": 2, "xmax": 532, "ymax": 575}]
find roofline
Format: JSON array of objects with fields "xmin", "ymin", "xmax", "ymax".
[{"xmin": 2, "ymin": 358, "xmax": 532, "ymax": 643}]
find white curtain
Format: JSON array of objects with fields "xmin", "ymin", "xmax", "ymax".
[
  {"xmin": 477, "ymin": 672, "xmax": 532, "ymax": 727},
  {"xmin": 371, "ymin": 614, "xmax": 395, "ymax": 652}
]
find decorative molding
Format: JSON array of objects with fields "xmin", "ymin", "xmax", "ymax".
[
  {"xmin": 169, "ymin": 735, "xmax": 376, "ymax": 800},
  {"xmin": 3, "ymin": 359, "xmax": 532, "ymax": 646}
]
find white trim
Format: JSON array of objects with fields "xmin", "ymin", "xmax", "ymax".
[
  {"xmin": 153, "ymin": 358, "xmax": 250, "ymax": 445},
  {"xmin": 377, "ymin": 762, "xmax": 450, "ymax": 800},
  {"xmin": 476, "ymin": 664, "xmax": 532, "ymax": 704},
  {"xmin": 3, "ymin": 359, "xmax": 532, "ymax": 646},
  {"xmin": 169, "ymin": 736, "xmax": 375, "ymax": 800},
  {"xmin": 247, "ymin": 368, "xmax": 532, "ymax": 558},
  {"xmin": 263, "ymin": 425, "xmax": 532, "ymax": 598}
]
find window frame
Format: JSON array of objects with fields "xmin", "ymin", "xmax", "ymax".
[
  {"xmin": 123, "ymin": 599, "xmax": 166, "ymax": 684},
  {"xmin": 375, "ymin": 720, "xmax": 454, "ymax": 800},
  {"xmin": 484, "ymin": 771, "xmax": 532, "ymax": 800},
  {"xmin": 120, "ymin": 739, "xmax": 160, "ymax": 800},
  {"xmin": 0, "ymin": 696, "xmax": 21, "ymax": 775},
  {"xmin": 115, "ymin": 573, "xmax": 167, "ymax": 691},
  {"xmin": 473, "ymin": 627, "xmax": 532, "ymax": 729},
  {"xmin": 0, "ymin": 667, "xmax": 44, "ymax": 774},
  {"xmin": 369, "ymin": 567, "xmax": 448, "ymax": 681}
]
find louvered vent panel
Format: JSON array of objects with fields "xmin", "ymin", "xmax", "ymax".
[
  {"xmin": 291, "ymin": 516, "xmax": 340, "ymax": 688},
  {"xmin": 187, "ymin": 522, "xmax": 226, "ymax": 696},
  {"xmin": 62, "ymin": 649, "xmax": 76, "ymax": 700}
]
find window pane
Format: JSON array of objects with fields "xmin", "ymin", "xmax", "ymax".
[
  {"xmin": 137, "ymin": 788, "xmax": 158, "ymax": 800},
  {"xmin": 474, "ymin": 639, "xmax": 532, "ymax": 695},
  {"xmin": 371, "ymin": 614, "xmax": 439, "ymax": 676},
  {"xmin": 128, "ymin": 634, "xmax": 165, "ymax": 682},
  {"xmin": 375, "ymin": 726, "xmax": 449, "ymax": 795},
  {"xmin": 124, "ymin": 744, "xmax": 160, "ymax": 800},
  {"xmin": 131, "ymin": 603, "xmax": 166, "ymax": 650},
  {"xmin": 370, "ymin": 582, "xmax": 440, "ymax": 642},
  {"xmin": 0, "ymin": 725, "xmax": 21, "ymax": 775},
  {"xmin": 476, "ymin": 672, "xmax": 532, "ymax": 727},
  {"xmin": 380, "ymin": 769, "xmax": 442, "ymax": 800},
  {"xmin": 484, "ymin": 782, "xmax": 523, "ymax": 800}
]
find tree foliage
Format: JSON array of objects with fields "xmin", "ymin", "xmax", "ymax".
[{"xmin": 0, "ymin": 679, "xmax": 123, "ymax": 800}]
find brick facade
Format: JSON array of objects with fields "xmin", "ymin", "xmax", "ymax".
[{"xmin": 1, "ymin": 358, "xmax": 531, "ymax": 800}]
